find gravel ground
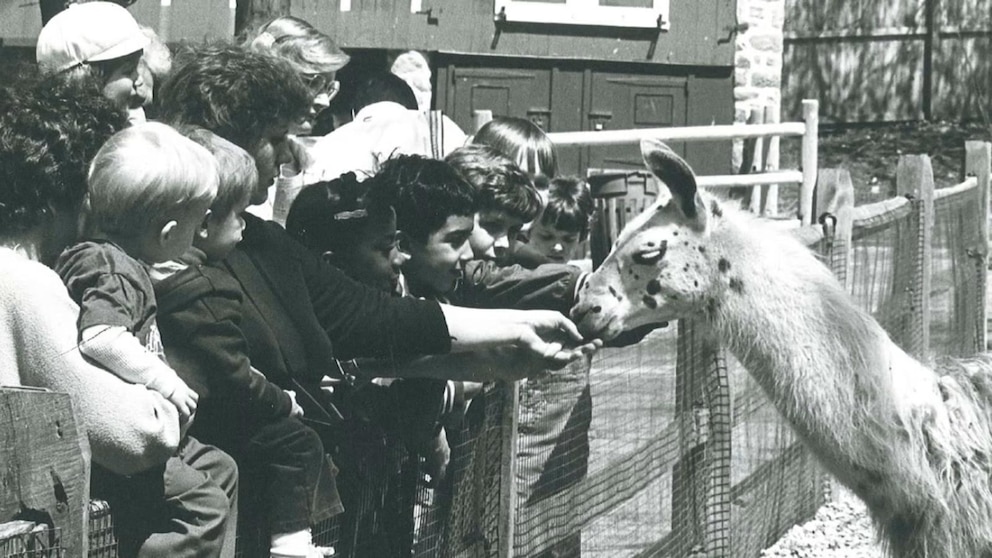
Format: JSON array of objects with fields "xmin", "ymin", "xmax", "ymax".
[{"xmin": 760, "ymin": 484, "xmax": 885, "ymax": 558}]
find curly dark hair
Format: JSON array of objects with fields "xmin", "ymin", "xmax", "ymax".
[
  {"xmin": 0, "ymin": 74, "xmax": 127, "ymax": 237},
  {"xmin": 157, "ymin": 44, "xmax": 310, "ymax": 150},
  {"xmin": 444, "ymin": 144, "xmax": 541, "ymax": 223},
  {"xmin": 371, "ymin": 154, "xmax": 478, "ymax": 244},
  {"xmin": 285, "ymin": 172, "xmax": 392, "ymax": 254}
]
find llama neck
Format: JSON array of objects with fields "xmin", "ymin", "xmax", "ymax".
[{"xmin": 707, "ymin": 216, "xmax": 898, "ymax": 451}]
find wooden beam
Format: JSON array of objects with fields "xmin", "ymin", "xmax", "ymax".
[
  {"xmin": 965, "ymin": 141, "xmax": 992, "ymax": 350},
  {"xmin": 0, "ymin": 388, "xmax": 88, "ymax": 558},
  {"xmin": 896, "ymin": 154, "xmax": 935, "ymax": 358}
]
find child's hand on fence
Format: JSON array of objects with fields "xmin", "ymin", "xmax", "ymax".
[{"xmin": 286, "ymin": 389, "xmax": 305, "ymax": 418}]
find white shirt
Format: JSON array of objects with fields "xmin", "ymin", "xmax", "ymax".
[{"xmin": 304, "ymin": 101, "xmax": 469, "ymax": 185}]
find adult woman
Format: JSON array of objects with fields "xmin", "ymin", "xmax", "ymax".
[
  {"xmin": 248, "ymin": 16, "xmax": 350, "ymax": 134},
  {"xmin": 0, "ymin": 77, "xmax": 238, "ymax": 558}
]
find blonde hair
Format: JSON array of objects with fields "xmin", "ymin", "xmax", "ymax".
[
  {"xmin": 249, "ymin": 16, "xmax": 349, "ymax": 74},
  {"xmin": 87, "ymin": 122, "xmax": 218, "ymax": 235},
  {"xmin": 180, "ymin": 126, "xmax": 258, "ymax": 215}
]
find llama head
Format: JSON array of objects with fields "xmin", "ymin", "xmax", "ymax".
[{"xmin": 573, "ymin": 138, "xmax": 725, "ymax": 340}]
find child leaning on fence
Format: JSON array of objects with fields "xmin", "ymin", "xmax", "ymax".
[
  {"xmin": 152, "ymin": 128, "xmax": 341, "ymax": 558},
  {"xmin": 285, "ymin": 171, "xmax": 452, "ymax": 556},
  {"xmin": 54, "ymin": 122, "xmax": 239, "ymax": 558}
]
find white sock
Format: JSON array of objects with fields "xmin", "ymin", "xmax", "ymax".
[{"xmin": 270, "ymin": 528, "xmax": 313, "ymax": 558}]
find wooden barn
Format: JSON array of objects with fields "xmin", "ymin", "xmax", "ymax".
[{"xmin": 0, "ymin": 0, "xmax": 737, "ymax": 177}]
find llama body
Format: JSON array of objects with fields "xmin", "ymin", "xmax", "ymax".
[{"xmin": 572, "ymin": 139, "xmax": 992, "ymax": 558}]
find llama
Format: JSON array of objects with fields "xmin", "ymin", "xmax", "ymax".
[{"xmin": 571, "ymin": 139, "xmax": 992, "ymax": 558}]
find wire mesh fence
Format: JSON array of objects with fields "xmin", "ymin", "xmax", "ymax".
[
  {"xmin": 69, "ymin": 142, "xmax": 989, "ymax": 558},
  {"xmin": 930, "ymin": 180, "xmax": 986, "ymax": 357}
]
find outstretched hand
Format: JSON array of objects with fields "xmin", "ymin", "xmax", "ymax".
[{"xmin": 513, "ymin": 310, "xmax": 603, "ymax": 366}]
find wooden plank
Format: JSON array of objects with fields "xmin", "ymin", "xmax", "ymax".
[
  {"xmin": 0, "ymin": 388, "xmax": 88, "ymax": 558},
  {"xmin": 799, "ymin": 100, "xmax": 819, "ymax": 225},
  {"xmin": 498, "ymin": 381, "xmax": 519, "ymax": 558},
  {"xmin": 814, "ymin": 167, "xmax": 856, "ymax": 291},
  {"xmin": 763, "ymin": 104, "xmax": 781, "ymax": 216},
  {"xmin": 288, "ymin": 0, "xmax": 733, "ymax": 65},
  {"xmin": 896, "ymin": 154, "xmax": 936, "ymax": 358},
  {"xmin": 965, "ymin": 141, "xmax": 992, "ymax": 350},
  {"xmin": 548, "ymin": 121, "xmax": 807, "ymax": 147}
]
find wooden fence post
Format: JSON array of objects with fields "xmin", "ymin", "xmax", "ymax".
[
  {"xmin": 965, "ymin": 141, "xmax": 992, "ymax": 350},
  {"xmin": 0, "ymin": 388, "xmax": 89, "ymax": 558},
  {"xmin": 498, "ymin": 381, "xmax": 519, "ymax": 558},
  {"xmin": 799, "ymin": 100, "xmax": 819, "ymax": 225},
  {"xmin": 742, "ymin": 105, "xmax": 766, "ymax": 215},
  {"xmin": 763, "ymin": 104, "xmax": 781, "ymax": 217},
  {"xmin": 672, "ymin": 320, "xmax": 731, "ymax": 558},
  {"xmin": 896, "ymin": 154, "xmax": 935, "ymax": 359},
  {"xmin": 815, "ymin": 168, "xmax": 855, "ymax": 291}
]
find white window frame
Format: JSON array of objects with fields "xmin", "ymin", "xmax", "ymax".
[{"xmin": 494, "ymin": 0, "xmax": 670, "ymax": 30}]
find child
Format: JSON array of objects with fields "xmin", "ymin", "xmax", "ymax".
[
  {"xmin": 510, "ymin": 176, "xmax": 594, "ymax": 267},
  {"xmin": 56, "ymin": 122, "xmax": 214, "ymax": 427},
  {"xmin": 54, "ymin": 122, "xmax": 238, "ymax": 557},
  {"xmin": 36, "ymin": 2, "xmax": 150, "ymax": 124},
  {"xmin": 286, "ymin": 172, "xmax": 407, "ymax": 295},
  {"xmin": 471, "ymin": 116, "xmax": 559, "ymax": 179},
  {"xmin": 152, "ymin": 128, "xmax": 340, "ymax": 558},
  {"xmin": 444, "ymin": 144, "xmax": 541, "ymax": 262}
]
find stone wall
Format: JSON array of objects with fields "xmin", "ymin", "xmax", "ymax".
[{"xmin": 734, "ymin": 0, "xmax": 785, "ymax": 169}]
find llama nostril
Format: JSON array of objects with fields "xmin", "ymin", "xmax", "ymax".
[{"xmin": 591, "ymin": 305, "xmax": 602, "ymax": 314}]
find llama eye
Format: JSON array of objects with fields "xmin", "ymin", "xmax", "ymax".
[{"xmin": 632, "ymin": 241, "xmax": 667, "ymax": 265}]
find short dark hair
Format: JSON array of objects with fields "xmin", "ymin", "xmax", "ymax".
[
  {"xmin": 157, "ymin": 44, "xmax": 310, "ymax": 150},
  {"xmin": 444, "ymin": 144, "xmax": 541, "ymax": 222},
  {"xmin": 371, "ymin": 155, "xmax": 477, "ymax": 243},
  {"xmin": 0, "ymin": 74, "xmax": 126, "ymax": 236},
  {"xmin": 351, "ymin": 71, "xmax": 418, "ymax": 114},
  {"xmin": 540, "ymin": 175, "xmax": 594, "ymax": 240},
  {"xmin": 285, "ymin": 172, "xmax": 393, "ymax": 254}
]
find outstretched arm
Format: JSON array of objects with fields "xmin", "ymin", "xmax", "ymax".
[
  {"xmin": 355, "ymin": 345, "xmax": 592, "ymax": 384},
  {"xmin": 439, "ymin": 304, "xmax": 601, "ymax": 365}
]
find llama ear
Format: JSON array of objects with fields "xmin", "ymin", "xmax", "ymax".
[{"xmin": 640, "ymin": 138, "xmax": 705, "ymax": 226}]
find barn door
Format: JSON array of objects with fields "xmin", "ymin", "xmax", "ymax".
[
  {"xmin": 447, "ymin": 67, "xmax": 554, "ymax": 133},
  {"xmin": 586, "ymin": 73, "xmax": 687, "ymax": 172}
]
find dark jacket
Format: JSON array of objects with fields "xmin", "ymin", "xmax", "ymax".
[
  {"xmin": 220, "ymin": 214, "xmax": 451, "ymax": 392},
  {"xmin": 455, "ymin": 259, "xmax": 581, "ymax": 314},
  {"xmin": 155, "ymin": 263, "xmax": 293, "ymax": 441}
]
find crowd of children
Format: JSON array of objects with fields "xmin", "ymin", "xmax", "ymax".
[{"xmin": 0, "ymin": 2, "xmax": 619, "ymax": 557}]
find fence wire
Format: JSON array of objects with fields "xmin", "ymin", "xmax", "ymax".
[{"xmin": 931, "ymin": 185, "xmax": 985, "ymax": 356}]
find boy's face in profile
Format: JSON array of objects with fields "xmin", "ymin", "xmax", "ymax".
[
  {"xmin": 333, "ymin": 212, "xmax": 406, "ymax": 295},
  {"xmin": 471, "ymin": 209, "xmax": 525, "ymax": 260},
  {"xmin": 513, "ymin": 220, "xmax": 582, "ymax": 265},
  {"xmin": 196, "ymin": 195, "xmax": 251, "ymax": 262},
  {"xmin": 403, "ymin": 214, "xmax": 475, "ymax": 297}
]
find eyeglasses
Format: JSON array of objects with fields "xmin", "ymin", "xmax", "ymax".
[{"xmin": 302, "ymin": 73, "xmax": 340, "ymax": 100}]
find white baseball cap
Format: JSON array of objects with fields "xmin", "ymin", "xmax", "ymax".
[{"xmin": 36, "ymin": 2, "xmax": 149, "ymax": 74}]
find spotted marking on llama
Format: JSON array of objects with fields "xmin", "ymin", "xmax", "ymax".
[{"xmin": 729, "ymin": 277, "xmax": 744, "ymax": 294}]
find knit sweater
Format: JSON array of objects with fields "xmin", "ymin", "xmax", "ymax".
[{"xmin": 0, "ymin": 247, "xmax": 180, "ymax": 475}]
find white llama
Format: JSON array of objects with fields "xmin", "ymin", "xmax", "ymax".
[{"xmin": 571, "ymin": 139, "xmax": 992, "ymax": 558}]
